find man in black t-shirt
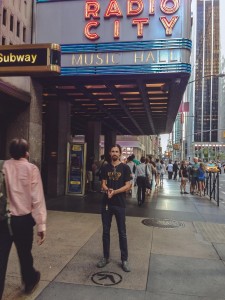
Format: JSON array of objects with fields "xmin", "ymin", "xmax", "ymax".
[{"xmin": 97, "ymin": 144, "xmax": 131, "ymax": 272}]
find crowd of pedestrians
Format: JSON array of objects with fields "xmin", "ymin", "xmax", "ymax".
[{"xmin": 123, "ymin": 155, "xmax": 222, "ymax": 202}]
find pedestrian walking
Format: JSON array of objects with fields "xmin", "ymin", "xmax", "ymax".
[
  {"xmin": 173, "ymin": 161, "xmax": 179, "ymax": 180},
  {"xmin": 97, "ymin": 144, "xmax": 131, "ymax": 272},
  {"xmin": 145, "ymin": 158, "xmax": 153, "ymax": 194},
  {"xmin": 155, "ymin": 159, "xmax": 162, "ymax": 188},
  {"xmin": 160, "ymin": 160, "xmax": 166, "ymax": 186},
  {"xmin": 135, "ymin": 157, "xmax": 150, "ymax": 206},
  {"xmin": 198, "ymin": 162, "xmax": 206, "ymax": 197},
  {"xmin": 180, "ymin": 160, "xmax": 189, "ymax": 194},
  {"xmin": 148, "ymin": 156, "xmax": 156, "ymax": 184},
  {"xmin": 0, "ymin": 138, "xmax": 47, "ymax": 299},
  {"xmin": 167, "ymin": 160, "xmax": 173, "ymax": 179},
  {"xmin": 126, "ymin": 156, "xmax": 135, "ymax": 194},
  {"xmin": 190, "ymin": 157, "xmax": 200, "ymax": 195}
]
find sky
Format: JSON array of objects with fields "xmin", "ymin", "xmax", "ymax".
[{"xmin": 160, "ymin": 134, "xmax": 170, "ymax": 152}]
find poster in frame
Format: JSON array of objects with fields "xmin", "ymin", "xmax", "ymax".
[{"xmin": 66, "ymin": 142, "xmax": 86, "ymax": 195}]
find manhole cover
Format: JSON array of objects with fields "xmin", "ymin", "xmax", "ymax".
[
  {"xmin": 142, "ymin": 218, "xmax": 185, "ymax": 229},
  {"xmin": 91, "ymin": 271, "xmax": 122, "ymax": 286}
]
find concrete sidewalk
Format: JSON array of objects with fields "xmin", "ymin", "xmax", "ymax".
[{"xmin": 3, "ymin": 176, "xmax": 225, "ymax": 300}]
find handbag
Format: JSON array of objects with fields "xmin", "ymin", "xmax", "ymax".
[{"xmin": 145, "ymin": 165, "xmax": 152, "ymax": 189}]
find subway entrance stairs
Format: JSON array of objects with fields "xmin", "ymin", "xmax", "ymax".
[{"xmin": 3, "ymin": 174, "xmax": 225, "ymax": 300}]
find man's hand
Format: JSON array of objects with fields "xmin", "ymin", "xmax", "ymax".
[
  {"xmin": 107, "ymin": 188, "xmax": 115, "ymax": 199},
  {"xmin": 37, "ymin": 231, "xmax": 46, "ymax": 245}
]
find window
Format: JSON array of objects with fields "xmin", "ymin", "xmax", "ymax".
[
  {"xmin": 2, "ymin": 8, "xmax": 7, "ymax": 26},
  {"xmin": 10, "ymin": 15, "xmax": 14, "ymax": 32},
  {"xmin": 2, "ymin": 37, "xmax": 6, "ymax": 45},
  {"xmin": 23, "ymin": 26, "xmax": 26, "ymax": 42},
  {"xmin": 17, "ymin": 21, "xmax": 20, "ymax": 37}
]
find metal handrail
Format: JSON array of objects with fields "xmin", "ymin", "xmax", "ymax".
[{"xmin": 204, "ymin": 172, "xmax": 220, "ymax": 206}]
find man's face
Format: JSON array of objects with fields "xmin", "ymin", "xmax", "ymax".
[
  {"xmin": 194, "ymin": 158, "xmax": 198, "ymax": 163},
  {"xmin": 110, "ymin": 147, "xmax": 121, "ymax": 161}
]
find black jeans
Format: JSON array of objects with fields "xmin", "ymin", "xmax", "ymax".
[
  {"xmin": 137, "ymin": 176, "xmax": 146, "ymax": 203},
  {"xmin": 173, "ymin": 171, "xmax": 178, "ymax": 180},
  {"xmin": 168, "ymin": 171, "xmax": 173, "ymax": 179},
  {"xmin": 101, "ymin": 205, "xmax": 128, "ymax": 261},
  {"xmin": 0, "ymin": 214, "xmax": 37, "ymax": 300}
]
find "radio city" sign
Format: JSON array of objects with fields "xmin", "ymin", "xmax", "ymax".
[{"xmin": 84, "ymin": 0, "xmax": 180, "ymax": 40}]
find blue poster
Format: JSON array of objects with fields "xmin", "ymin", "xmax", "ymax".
[{"xmin": 67, "ymin": 143, "xmax": 86, "ymax": 195}]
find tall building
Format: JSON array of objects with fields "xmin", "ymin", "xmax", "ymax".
[
  {"xmin": 0, "ymin": 0, "xmax": 43, "ymax": 167},
  {"xmin": 185, "ymin": 0, "xmax": 225, "ymax": 161}
]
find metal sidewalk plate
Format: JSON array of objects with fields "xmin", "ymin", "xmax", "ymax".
[{"xmin": 142, "ymin": 218, "xmax": 185, "ymax": 229}]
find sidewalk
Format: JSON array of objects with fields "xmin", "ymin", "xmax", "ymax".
[{"xmin": 3, "ymin": 177, "xmax": 225, "ymax": 300}]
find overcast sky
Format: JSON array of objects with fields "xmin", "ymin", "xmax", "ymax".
[{"xmin": 160, "ymin": 134, "xmax": 169, "ymax": 152}]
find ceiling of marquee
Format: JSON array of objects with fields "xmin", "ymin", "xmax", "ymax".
[{"xmin": 40, "ymin": 73, "xmax": 189, "ymax": 136}]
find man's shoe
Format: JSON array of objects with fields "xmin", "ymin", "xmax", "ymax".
[
  {"xmin": 122, "ymin": 261, "xmax": 131, "ymax": 272},
  {"xmin": 97, "ymin": 257, "xmax": 109, "ymax": 268},
  {"xmin": 24, "ymin": 271, "xmax": 40, "ymax": 294},
  {"xmin": 184, "ymin": 191, "xmax": 189, "ymax": 194}
]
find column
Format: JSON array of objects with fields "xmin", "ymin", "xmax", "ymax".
[
  {"xmin": 85, "ymin": 121, "xmax": 101, "ymax": 162},
  {"xmin": 44, "ymin": 97, "xmax": 71, "ymax": 196},
  {"xmin": 6, "ymin": 79, "xmax": 43, "ymax": 168},
  {"xmin": 104, "ymin": 130, "xmax": 116, "ymax": 162}
]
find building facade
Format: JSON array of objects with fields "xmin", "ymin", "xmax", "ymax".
[
  {"xmin": 0, "ymin": 0, "xmax": 192, "ymax": 196},
  {"xmin": 184, "ymin": 0, "xmax": 225, "ymax": 161},
  {"xmin": 0, "ymin": 0, "xmax": 44, "ymax": 168}
]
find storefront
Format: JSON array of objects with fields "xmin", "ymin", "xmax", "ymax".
[{"xmin": 1, "ymin": 0, "xmax": 192, "ymax": 196}]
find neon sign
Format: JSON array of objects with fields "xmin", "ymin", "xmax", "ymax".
[{"xmin": 84, "ymin": 0, "xmax": 180, "ymax": 40}]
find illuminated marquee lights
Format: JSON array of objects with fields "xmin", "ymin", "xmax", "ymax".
[
  {"xmin": 160, "ymin": 16, "xmax": 179, "ymax": 36},
  {"xmin": 160, "ymin": 0, "xmax": 180, "ymax": 14},
  {"xmin": 127, "ymin": 0, "xmax": 144, "ymax": 17},
  {"xmin": 84, "ymin": 21, "xmax": 100, "ymax": 40},
  {"xmin": 149, "ymin": 0, "xmax": 155, "ymax": 15},
  {"xmin": 85, "ymin": 1, "xmax": 100, "ymax": 19},
  {"xmin": 84, "ymin": 0, "xmax": 180, "ymax": 40},
  {"xmin": 132, "ymin": 18, "xmax": 149, "ymax": 37},
  {"xmin": 114, "ymin": 20, "xmax": 120, "ymax": 39},
  {"xmin": 104, "ymin": 0, "xmax": 123, "ymax": 18}
]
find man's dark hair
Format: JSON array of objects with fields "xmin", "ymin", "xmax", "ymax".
[
  {"xmin": 9, "ymin": 138, "xmax": 29, "ymax": 160},
  {"xmin": 130, "ymin": 154, "xmax": 135, "ymax": 160},
  {"xmin": 110, "ymin": 144, "xmax": 122, "ymax": 154},
  {"xmin": 140, "ymin": 156, "xmax": 146, "ymax": 163}
]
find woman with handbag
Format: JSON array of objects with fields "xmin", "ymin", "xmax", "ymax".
[
  {"xmin": 134, "ymin": 157, "xmax": 150, "ymax": 206},
  {"xmin": 145, "ymin": 158, "xmax": 153, "ymax": 195}
]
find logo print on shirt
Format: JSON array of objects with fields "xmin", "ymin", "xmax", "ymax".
[{"xmin": 108, "ymin": 171, "xmax": 121, "ymax": 181}]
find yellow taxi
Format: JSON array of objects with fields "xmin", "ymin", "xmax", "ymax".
[{"xmin": 205, "ymin": 162, "xmax": 220, "ymax": 173}]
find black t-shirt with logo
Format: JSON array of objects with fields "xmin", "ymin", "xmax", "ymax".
[{"xmin": 101, "ymin": 162, "xmax": 131, "ymax": 208}]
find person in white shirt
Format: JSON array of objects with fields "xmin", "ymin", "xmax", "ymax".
[
  {"xmin": 160, "ymin": 160, "xmax": 166, "ymax": 186},
  {"xmin": 135, "ymin": 157, "xmax": 150, "ymax": 206},
  {"xmin": 167, "ymin": 160, "xmax": 173, "ymax": 179}
]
